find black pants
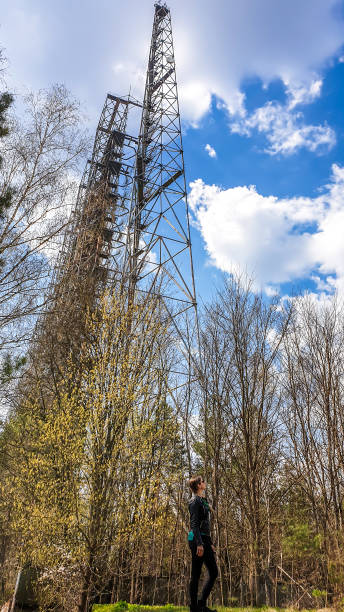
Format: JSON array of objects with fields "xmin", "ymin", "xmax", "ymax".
[{"xmin": 189, "ymin": 537, "xmax": 218, "ymax": 609}]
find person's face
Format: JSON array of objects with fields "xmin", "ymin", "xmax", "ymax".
[{"xmin": 197, "ymin": 477, "xmax": 206, "ymax": 494}]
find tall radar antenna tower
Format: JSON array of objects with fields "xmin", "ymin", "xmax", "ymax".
[
  {"xmin": 42, "ymin": 3, "xmax": 198, "ymax": 385},
  {"xmin": 125, "ymin": 3, "xmax": 198, "ymax": 364}
]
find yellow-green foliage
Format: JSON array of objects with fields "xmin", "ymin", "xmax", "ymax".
[{"xmin": 5, "ymin": 291, "xmax": 183, "ymax": 607}]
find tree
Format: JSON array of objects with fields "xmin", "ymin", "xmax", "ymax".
[
  {"xmin": 0, "ymin": 84, "xmax": 88, "ymax": 362},
  {"xmin": 0, "ymin": 91, "xmax": 13, "ymax": 224},
  {"xmin": 6, "ymin": 289, "xmax": 179, "ymax": 611},
  {"xmin": 195, "ymin": 275, "xmax": 291, "ymax": 606},
  {"xmin": 282, "ymin": 294, "xmax": 344, "ymax": 597},
  {"xmin": 0, "ymin": 48, "xmax": 13, "ymax": 224}
]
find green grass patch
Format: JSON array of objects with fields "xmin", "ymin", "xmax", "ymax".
[
  {"xmin": 92, "ymin": 605, "xmax": 187, "ymax": 612},
  {"xmin": 92, "ymin": 606, "xmax": 313, "ymax": 612}
]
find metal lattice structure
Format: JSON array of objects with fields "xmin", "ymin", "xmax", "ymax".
[
  {"xmin": 124, "ymin": 3, "xmax": 198, "ymax": 349},
  {"xmin": 46, "ymin": 2, "xmax": 198, "ymax": 377},
  {"xmin": 52, "ymin": 94, "xmax": 140, "ymax": 306}
]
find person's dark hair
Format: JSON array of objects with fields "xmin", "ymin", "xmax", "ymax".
[{"xmin": 189, "ymin": 475, "xmax": 204, "ymax": 494}]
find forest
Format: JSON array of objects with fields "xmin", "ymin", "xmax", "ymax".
[{"xmin": 1, "ymin": 49, "xmax": 344, "ymax": 612}]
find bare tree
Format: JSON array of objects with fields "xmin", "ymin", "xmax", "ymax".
[
  {"xmin": 196, "ymin": 275, "xmax": 291, "ymax": 605},
  {"xmin": 0, "ymin": 84, "xmax": 88, "ymax": 359},
  {"xmin": 282, "ymin": 294, "xmax": 344, "ymax": 596}
]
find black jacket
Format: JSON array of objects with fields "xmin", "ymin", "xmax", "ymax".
[{"xmin": 188, "ymin": 495, "xmax": 212, "ymax": 546}]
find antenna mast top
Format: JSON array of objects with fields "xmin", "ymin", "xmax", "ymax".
[{"xmin": 154, "ymin": 3, "xmax": 170, "ymax": 17}]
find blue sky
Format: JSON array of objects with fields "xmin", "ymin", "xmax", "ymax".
[{"xmin": 2, "ymin": 0, "xmax": 344, "ymax": 302}]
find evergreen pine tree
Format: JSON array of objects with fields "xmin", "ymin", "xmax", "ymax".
[{"xmin": 0, "ymin": 90, "xmax": 13, "ymax": 222}]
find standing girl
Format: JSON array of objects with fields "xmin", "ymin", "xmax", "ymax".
[{"xmin": 188, "ymin": 476, "xmax": 218, "ymax": 612}]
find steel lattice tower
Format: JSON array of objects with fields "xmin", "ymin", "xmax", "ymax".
[
  {"xmin": 45, "ymin": 3, "xmax": 198, "ymax": 379},
  {"xmin": 125, "ymin": 3, "xmax": 198, "ymax": 353},
  {"xmin": 52, "ymin": 94, "xmax": 140, "ymax": 306}
]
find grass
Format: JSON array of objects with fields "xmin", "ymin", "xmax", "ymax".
[
  {"xmin": 91, "ymin": 605, "xmax": 315, "ymax": 612},
  {"xmin": 92, "ymin": 605, "xmax": 187, "ymax": 612}
]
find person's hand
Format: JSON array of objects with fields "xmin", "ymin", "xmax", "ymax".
[
  {"xmin": 196, "ymin": 545, "xmax": 204, "ymax": 557},
  {"xmin": 211, "ymin": 545, "xmax": 216, "ymax": 553}
]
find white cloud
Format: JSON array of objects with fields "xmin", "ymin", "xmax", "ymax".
[
  {"xmin": 205, "ymin": 143, "xmax": 217, "ymax": 158},
  {"xmin": 188, "ymin": 164, "xmax": 344, "ymax": 295},
  {"xmin": 230, "ymin": 100, "xmax": 336, "ymax": 155},
  {"xmin": 1, "ymin": 0, "xmax": 343, "ymax": 129},
  {"xmin": 285, "ymin": 77, "xmax": 323, "ymax": 109},
  {"xmin": 166, "ymin": 0, "xmax": 343, "ymax": 126},
  {"xmin": 179, "ymin": 81, "xmax": 212, "ymax": 126}
]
